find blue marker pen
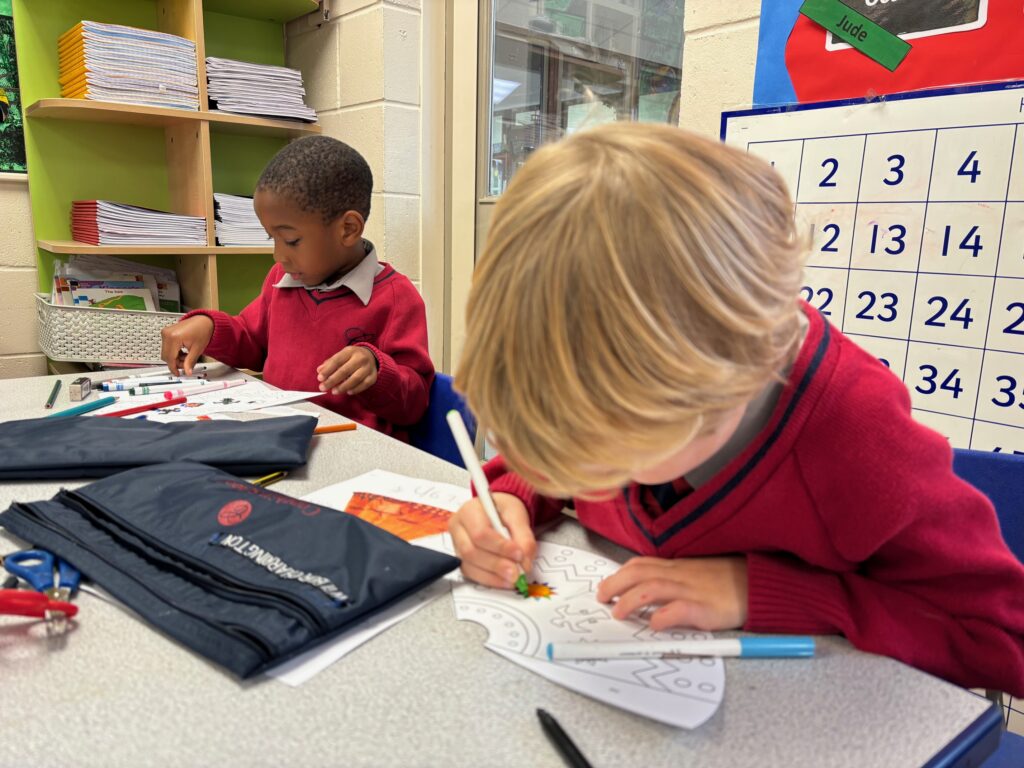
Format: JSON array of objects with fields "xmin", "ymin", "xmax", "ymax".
[{"xmin": 546, "ymin": 636, "xmax": 815, "ymax": 661}]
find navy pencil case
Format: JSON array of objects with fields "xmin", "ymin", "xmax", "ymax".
[
  {"xmin": 0, "ymin": 461, "xmax": 460, "ymax": 678},
  {"xmin": 0, "ymin": 415, "xmax": 317, "ymax": 478}
]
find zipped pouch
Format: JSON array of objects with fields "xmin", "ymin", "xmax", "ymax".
[
  {"xmin": 0, "ymin": 461, "xmax": 460, "ymax": 678},
  {"xmin": 0, "ymin": 415, "xmax": 317, "ymax": 478}
]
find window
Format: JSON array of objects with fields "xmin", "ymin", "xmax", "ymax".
[{"xmin": 483, "ymin": 0, "xmax": 685, "ymax": 196}]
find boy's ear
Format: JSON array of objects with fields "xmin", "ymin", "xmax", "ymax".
[{"xmin": 334, "ymin": 210, "xmax": 366, "ymax": 247}]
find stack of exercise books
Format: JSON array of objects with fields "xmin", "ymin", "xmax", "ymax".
[
  {"xmin": 71, "ymin": 201, "xmax": 207, "ymax": 247},
  {"xmin": 58, "ymin": 20, "xmax": 199, "ymax": 111},
  {"xmin": 50, "ymin": 256, "xmax": 182, "ymax": 312},
  {"xmin": 213, "ymin": 193, "xmax": 272, "ymax": 246},
  {"xmin": 206, "ymin": 57, "xmax": 317, "ymax": 122}
]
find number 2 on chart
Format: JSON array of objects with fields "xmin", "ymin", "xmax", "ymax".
[
  {"xmin": 819, "ymin": 158, "xmax": 838, "ymax": 187},
  {"xmin": 799, "ymin": 286, "xmax": 833, "ymax": 315}
]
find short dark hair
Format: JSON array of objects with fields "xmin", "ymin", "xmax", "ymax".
[{"xmin": 256, "ymin": 136, "xmax": 373, "ymax": 223}]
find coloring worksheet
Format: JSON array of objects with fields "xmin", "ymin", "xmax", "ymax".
[
  {"xmin": 723, "ymin": 81, "xmax": 1024, "ymax": 453},
  {"xmin": 91, "ymin": 381, "xmax": 321, "ymax": 421},
  {"xmin": 452, "ymin": 542, "xmax": 725, "ymax": 729}
]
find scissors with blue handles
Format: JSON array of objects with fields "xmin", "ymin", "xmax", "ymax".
[{"xmin": 1, "ymin": 549, "xmax": 81, "ymax": 633}]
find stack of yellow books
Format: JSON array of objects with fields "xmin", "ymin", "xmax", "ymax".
[{"xmin": 58, "ymin": 20, "xmax": 199, "ymax": 111}]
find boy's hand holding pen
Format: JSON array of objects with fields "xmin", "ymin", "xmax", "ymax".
[{"xmin": 447, "ymin": 411, "xmax": 535, "ymax": 594}]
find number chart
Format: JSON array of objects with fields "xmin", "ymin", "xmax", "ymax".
[{"xmin": 722, "ymin": 81, "xmax": 1024, "ymax": 454}]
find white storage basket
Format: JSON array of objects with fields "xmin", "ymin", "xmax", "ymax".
[{"xmin": 35, "ymin": 293, "xmax": 184, "ymax": 364}]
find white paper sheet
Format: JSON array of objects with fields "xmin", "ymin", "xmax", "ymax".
[
  {"xmin": 267, "ymin": 470, "xmax": 470, "ymax": 686},
  {"xmin": 268, "ymin": 579, "xmax": 450, "ymax": 686},
  {"xmin": 302, "ymin": 469, "xmax": 471, "ymax": 515},
  {"xmin": 452, "ymin": 541, "xmax": 725, "ymax": 729},
  {"xmin": 131, "ymin": 382, "xmax": 320, "ymax": 422}
]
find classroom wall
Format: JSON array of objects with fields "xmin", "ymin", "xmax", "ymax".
[
  {"xmin": 678, "ymin": 1, "xmax": 761, "ymax": 137},
  {"xmin": 0, "ymin": 178, "xmax": 45, "ymax": 378},
  {"xmin": 0, "ymin": 0, "xmax": 757, "ymax": 380},
  {"xmin": 286, "ymin": 0, "xmax": 423, "ymax": 292}
]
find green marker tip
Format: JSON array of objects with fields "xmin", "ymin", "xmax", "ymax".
[{"xmin": 515, "ymin": 573, "xmax": 529, "ymax": 597}]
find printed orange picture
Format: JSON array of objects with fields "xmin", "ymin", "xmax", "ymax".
[{"xmin": 344, "ymin": 492, "xmax": 452, "ymax": 541}]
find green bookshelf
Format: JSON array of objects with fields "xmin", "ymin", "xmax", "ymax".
[{"xmin": 14, "ymin": 0, "xmax": 319, "ymax": 325}]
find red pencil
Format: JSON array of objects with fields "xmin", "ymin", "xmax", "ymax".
[{"xmin": 98, "ymin": 396, "xmax": 187, "ymax": 418}]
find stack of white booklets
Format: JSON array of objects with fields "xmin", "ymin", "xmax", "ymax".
[
  {"xmin": 60, "ymin": 21, "xmax": 199, "ymax": 111},
  {"xmin": 214, "ymin": 193, "xmax": 271, "ymax": 246},
  {"xmin": 206, "ymin": 57, "xmax": 317, "ymax": 122},
  {"xmin": 72, "ymin": 201, "xmax": 207, "ymax": 246}
]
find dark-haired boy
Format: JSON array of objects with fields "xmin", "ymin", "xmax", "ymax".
[{"xmin": 161, "ymin": 136, "xmax": 433, "ymax": 437}]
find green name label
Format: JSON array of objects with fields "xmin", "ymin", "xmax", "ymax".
[{"xmin": 799, "ymin": 0, "xmax": 912, "ymax": 71}]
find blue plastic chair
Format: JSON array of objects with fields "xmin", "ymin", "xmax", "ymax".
[
  {"xmin": 985, "ymin": 731, "xmax": 1024, "ymax": 767},
  {"xmin": 952, "ymin": 449, "xmax": 1024, "ymax": 563},
  {"xmin": 408, "ymin": 373, "xmax": 476, "ymax": 468},
  {"xmin": 952, "ymin": 449, "xmax": 1024, "ymax": 766}
]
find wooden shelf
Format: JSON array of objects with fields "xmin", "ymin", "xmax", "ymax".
[
  {"xmin": 26, "ymin": 99, "xmax": 321, "ymax": 139},
  {"xmin": 203, "ymin": 0, "xmax": 319, "ymax": 24},
  {"xmin": 205, "ymin": 109, "xmax": 321, "ymax": 138},
  {"xmin": 18, "ymin": 0, "xmax": 304, "ymax": 317},
  {"xmin": 38, "ymin": 240, "xmax": 273, "ymax": 256}
]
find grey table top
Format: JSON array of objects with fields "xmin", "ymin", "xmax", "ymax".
[{"xmin": 0, "ymin": 369, "xmax": 995, "ymax": 767}]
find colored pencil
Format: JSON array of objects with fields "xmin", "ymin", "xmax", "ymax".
[
  {"xmin": 313, "ymin": 422, "xmax": 357, "ymax": 434},
  {"xmin": 98, "ymin": 396, "xmax": 186, "ymax": 418},
  {"xmin": 253, "ymin": 471, "xmax": 288, "ymax": 488},
  {"xmin": 44, "ymin": 380, "xmax": 62, "ymax": 409},
  {"xmin": 46, "ymin": 396, "xmax": 117, "ymax": 418}
]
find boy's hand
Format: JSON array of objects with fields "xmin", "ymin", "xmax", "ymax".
[
  {"xmin": 161, "ymin": 316, "xmax": 214, "ymax": 376},
  {"xmin": 449, "ymin": 493, "xmax": 536, "ymax": 589},
  {"xmin": 317, "ymin": 347, "xmax": 378, "ymax": 395},
  {"xmin": 596, "ymin": 556, "xmax": 748, "ymax": 632}
]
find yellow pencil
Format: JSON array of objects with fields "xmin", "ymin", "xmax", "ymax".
[{"xmin": 253, "ymin": 471, "xmax": 288, "ymax": 488}]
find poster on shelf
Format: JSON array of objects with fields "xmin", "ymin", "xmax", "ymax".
[{"xmin": 753, "ymin": 0, "xmax": 1024, "ymax": 108}]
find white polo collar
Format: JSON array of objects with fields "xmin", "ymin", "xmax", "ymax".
[{"xmin": 273, "ymin": 241, "xmax": 383, "ymax": 306}]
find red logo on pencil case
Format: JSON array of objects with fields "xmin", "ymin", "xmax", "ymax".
[{"xmin": 218, "ymin": 500, "xmax": 252, "ymax": 527}]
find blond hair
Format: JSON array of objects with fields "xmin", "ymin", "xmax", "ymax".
[{"xmin": 457, "ymin": 122, "xmax": 806, "ymax": 497}]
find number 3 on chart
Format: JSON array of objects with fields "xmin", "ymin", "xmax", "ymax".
[
  {"xmin": 884, "ymin": 154, "xmax": 904, "ymax": 186},
  {"xmin": 991, "ymin": 375, "xmax": 1024, "ymax": 409}
]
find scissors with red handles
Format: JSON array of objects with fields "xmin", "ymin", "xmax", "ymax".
[{"xmin": 1, "ymin": 550, "xmax": 80, "ymax": 633}]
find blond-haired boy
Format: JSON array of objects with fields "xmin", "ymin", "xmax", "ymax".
[{"xmin": 449, "ymin": 122, "xmax": 1024, "ymax": 695}]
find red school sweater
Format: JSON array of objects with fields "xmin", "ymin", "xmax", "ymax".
[
  {"xmin": 487, "ymin": 305, "xmax": 1024, "ymax": 695},
  {"xmin": 184, "ymin": 262, "xmax": 433, "ymax": 437}
]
